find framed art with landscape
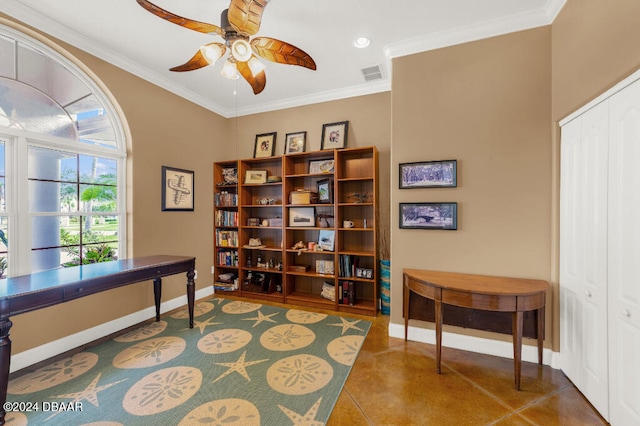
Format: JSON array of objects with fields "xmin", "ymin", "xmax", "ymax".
[
  {"xmin": 399, "ymin": 160, "xmax": 457, "ymax": 188},
  {"xmin": 399, "ymin": 202, "xmax": 457, "ymax": 230}
]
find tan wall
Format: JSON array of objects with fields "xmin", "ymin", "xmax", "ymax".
[
  {"xmin": 5, "ymin": 16, "xmax": 233, "ymax": 353},
  {"xmin": 390, "ymin": 27, "xmax": 553, "ymax": 346},
  {"xmin": 230, "ymin": 94, "xmax": 392, "ymax": 260}
]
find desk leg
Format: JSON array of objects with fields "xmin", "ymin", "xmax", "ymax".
[
  {"xmin": 0, "ymin": 314, "xmax": 13, "ymax": 425},
  {"xmin": 186, "ymin": 269, "xmax": 195, "ymax": 329},
  {"xmin": 537, "ymin": 306, "xmax": 545, "ymax": 365},
  {"xmin": 153, "ymin": 277, "xmax": 162, "ymax": 322},
  {"xmin": 513, "ymin": 311, "xmax": 524, "ymax": 391},
  {"xmin": 435, "ymin": 296, "xmax": 443, "ymax": 375}
]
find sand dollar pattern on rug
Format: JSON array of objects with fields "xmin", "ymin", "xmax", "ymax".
[
  {"xmin": 222, "ymin": 300, "xmax": 263, "ymax": 314},
  {"xmin": 7, "ymin": 352, "xmax": 99, "ymax": 394},
  {"xmin": 113, "ymin": 320, "xmax": 168, "ymax": 342},
  {"xmin": 197, "ymin": 329, "xmax": 252, "ymax": 354},
  {"xmin": 123, "ymin": 366, "xmax": 202, "ymax": 415},
  {"xmin": 179, "ymin": 398, "xmax": 260, "ymax": 425},
  {"xmin": 170, "ymin": 301, "xmax": 215, "ymax": 319},
  {"xmin": 267, "ymin": 354, "xmax": 333, "ymax": 395},
  {"xmin": 327, "ymin": 335, "xmax": 367, "ymax": 365},
  {"xmin": 286, "ymin": 309, "xmax": 328, "ymax": 324},
  {"xmin": 112, "ymin": 336, "xmax": 186, "ymax": 369},
  {"xmin": 260, "ymin": 324, "xmax": 316, "ymax": 351}
]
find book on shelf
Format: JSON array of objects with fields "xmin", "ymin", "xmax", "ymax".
[
  {"xmin": 339, "ymin": 280, "xmax": 355, "ymax": 306},
  {"xmin": 217, "ymin": 249, "xmax": 238, "ymax": 267},
  {"xmin": 215, "ymin": 210, "xmax": 238, "ymax": 227},
  {"xmin": 215, "ymin": 229, "xmax": 238, "ymax": 246},
  {"xmin": 339, "ymin": 255, "xmax": 360, "ymax": 278},
  {"xmin": 215, "ymin": 191, "xmax": 238, "ymax": 207}
]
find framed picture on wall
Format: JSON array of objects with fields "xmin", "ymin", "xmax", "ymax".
[
  {"xmin": 321, "ymin": 121, "xmax": 349, "ymax": 150},
  {"xmin": 399, "ymin": 202, "xmax": 457, "ymax": 230},
  {"xmin": 399, "ymin": 160, "xmax": 457, "ymax": 188},
  {"xmin": 285, "ymin": 131, "xmax": 306, "ymax": 154},
  {"xmin": 254, "ymin": 132, "xmax": 277, "ymax": 158},
  {"xmin": 161, "ymin": 166, "xmax": 194, "ymax": 211}
]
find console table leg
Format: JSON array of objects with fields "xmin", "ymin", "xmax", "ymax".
[
  {"xmin": 513, "ymin": 311, "xmax": 524, "ymax": 391},
  {"xmin": 1, "ymin": 315, "xmax": 13, "ymax": 425},
  {"xmin": 403, "ymin": 278, "xmax": 409, "ymax": 341},
  {"xmin": 186, "ymin": 269, "xmax": 195, "ymax": 329},
  {"xmin": 435, "ymin": 296, "xmax": 443, "ymax": 375},
  {"xmin": 537, "ymin": 306, "xmax": 545, "ymax": 365},
  {"xmin": 153, "ymin": 277, "xmax": 162, "ymax": 322}
]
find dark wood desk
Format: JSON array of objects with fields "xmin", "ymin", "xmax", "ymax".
[
  {"xmin": 403, "ymin": 269, "xmax": 549, "ymax": 390},
  {"xmin": 0, "ymin": 255, "xmax": 196, "ymax": 425}
]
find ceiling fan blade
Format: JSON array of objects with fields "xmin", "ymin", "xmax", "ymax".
[
  {"xmin": 250, "ymin": 37, "xmax": 317, "ymax": 70},
  {"xmin": 169, "ymin": 43, "xmax": 227, "ymax": 72},
  {"xmin": 227, "ymin": 0, "xmax": 270, "ymax": 36},
  {"xmin": 237, "ymin": 60, "xmax": 266, "ymax": 94},
  {"xmin": 136, "ymin": 0, "xmax": 223, "ymax": 36}
]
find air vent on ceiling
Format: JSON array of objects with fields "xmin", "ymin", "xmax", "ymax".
[{"xmin": 361, "ymin": 65, "xmax": 383, "ymax": 82}]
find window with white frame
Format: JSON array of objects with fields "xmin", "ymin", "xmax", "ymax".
[{"xmin": 0, "ymin": 25, "xmax": 126, "ymax": 277}]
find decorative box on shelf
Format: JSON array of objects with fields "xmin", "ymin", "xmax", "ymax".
[
  {"xmin": 316, "ymin": 260, "xmax": 335, "ymax": 275},
  {"xmin": 269, "ymin": 218, "xmax": 283, "ymax": 227},
  {"xmin": 247, "ymin": 218, "xmax": 261, "ymax": 226},
  {"xmin": 288, "ymin": 265, "xmax": 310, "ymax": 272},
  {"xmin": 289, "ymin": 190, "xmax": 318, "ymax": 205}
]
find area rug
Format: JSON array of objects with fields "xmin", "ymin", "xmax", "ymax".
[{"xmin": 6, "ymin": 297, "xmax": 371, "ymax": 425}]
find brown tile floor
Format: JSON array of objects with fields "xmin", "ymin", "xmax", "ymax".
[{"xmin": 328, "ymin": 313, "xmax": 609, "ymax": 426}]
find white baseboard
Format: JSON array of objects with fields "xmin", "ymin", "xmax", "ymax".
[
  {"xmin": 10, "ymin": 286, "xmax": 214, "ymax": 373},
  {"xmin": 388, "ymin": 322, "xmax": 562, "ymax": 369}
]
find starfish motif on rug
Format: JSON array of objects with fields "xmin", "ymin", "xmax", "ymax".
[
  {"xmin": 328, "ymin": 317, "xmax": 364, "ymax": 335},
  {"xmin": 181, "ymin": 315, "xmax": 223, "ymax": 334},
  {"xmin": 212, "ymin": 350, "xmax": 269, "ymax": 383},
  {"xmin": 45, "ymin": 373, "xmax": 128, "ymax": 420},
  {"xmin": 278, "ymin": 397, "xmax": 324, "ymax": 425},
  {"xmin": 242, "ymin": 310, "xmax": 280, "ymax": 327}
]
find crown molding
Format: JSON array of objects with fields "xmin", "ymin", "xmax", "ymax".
[{"xmin": 385, "ymin": 0, "xmax": 567, "ymax": 59}]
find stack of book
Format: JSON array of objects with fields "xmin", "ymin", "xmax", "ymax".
[
  {"xmin": 339, "ymin": 281, "xmax": 355, "ymax": 305},
  {"xmin": 339, "ymin": 254, "xmax": 359, "ymax": 278}
]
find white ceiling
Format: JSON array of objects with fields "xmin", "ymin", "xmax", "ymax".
[{"xmin": 1, "ymin": 0, "xmax": 565, "ymax": 117}]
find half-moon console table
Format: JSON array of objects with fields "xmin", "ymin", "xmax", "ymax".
[
  {"xmin": 403, "ymin": 268, "xmax": 549, "ymax": 391},
  {"xmin": 0, "ymin": 255, "xmax": 196, "ymax": 425}
]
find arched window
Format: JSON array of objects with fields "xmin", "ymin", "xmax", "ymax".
[{"xmin": 0, "ymin": 23, "xmax": 127, "ymax": 277}]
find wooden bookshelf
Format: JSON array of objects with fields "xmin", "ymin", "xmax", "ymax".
[{"xmin": 213, "ymin": 146, "xmax": 378, "ymax": 315}]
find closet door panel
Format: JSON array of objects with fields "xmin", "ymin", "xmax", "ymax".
[
  {"xmin": 559, "ymin": 101, "xmax": 609, "ymax": 419},
  {"xmin": 608, "ymin": 78, "xmax": 640, "ymax": 426}
]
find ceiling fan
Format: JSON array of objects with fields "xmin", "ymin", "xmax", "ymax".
[{"xmin": 136, "ymin": 0, "xmax": 317, "ymax": 94}]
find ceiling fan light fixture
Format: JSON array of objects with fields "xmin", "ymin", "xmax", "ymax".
[
  {"xmin": 354, "ymin": 37, "xmax": 371, "ymax": 48},
  {"xmin": 248, "ymin": 56, "xmax": 266, "ymax": 76},
  {"xmin": 200, "ymin": 43, "xmax": 224, "ymax": 65},
  {"xmin": 231, "ymin": 39, "xmax": 252, "ymax": 62},
  {"xmin": 221, "ymin": 59, "xmax": 239, "ymax": 80}
]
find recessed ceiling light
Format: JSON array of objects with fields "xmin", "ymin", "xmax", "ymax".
[{"xmin": 354, "ymin": 37, "xmax": 371, "ymax": 48}]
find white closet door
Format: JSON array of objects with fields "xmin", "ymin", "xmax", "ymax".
[
  {"xmin": 608, "ymin": 78, "xmax": 640, "ymax": 426},
  {"xmin": 559, "ymin": 100, "xmax": 610, "ymax": 419}
]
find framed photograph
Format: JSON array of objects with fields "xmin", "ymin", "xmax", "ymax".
[
  {"xmin": 244, "ymin": 170, "xmax": 267, "ymax": 184},
  {"xmin": 321, "ymin": 121, "xmax": 349, "ymax": 150},
  {"xmin": 399, "ymin": 160, "xmax": 457, "ymax": 188},
  {"xmin": 308, "ymin": 159, "xmax": 334, "ymax": 174},
  {"xmin": 318, "ymin": 229, "xmax": 335, "ymax": 251},
  {"xmin": 161, "ymin": 166, "xmax": 194, "ymax": 211},
  {"xmin": 316, "ymin": 178, "xmax": 333, "ymax": 203},
  {"xmin": 284, "ymin": 131, "xmax": 306, "ymax": 154},
  {"xmin": 289, "ymin": 206, "xmax": 315, "ymax": 227},
  {"xmin": 399, "ymin": 202, "xmax": 458, "ymax": 230},
  {"xmin": 254, "ymin": 132, "xmax": 277, "ymax": 158},
  {"xmin": 356, "ymin": 268, "xmax": 373, "ymax": 279}
]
